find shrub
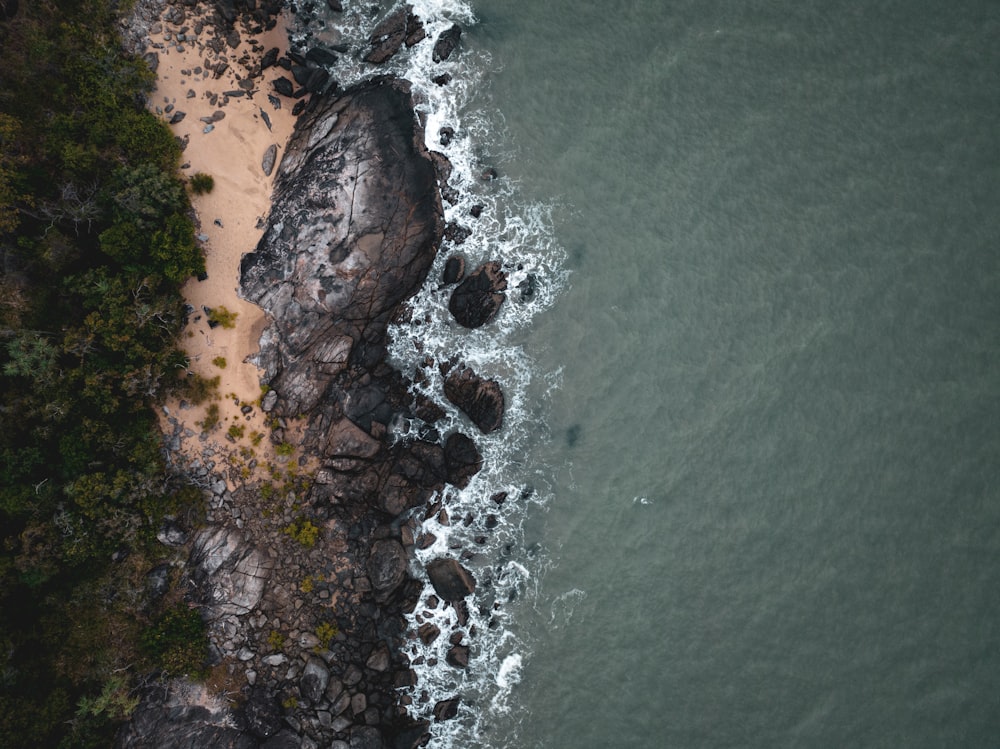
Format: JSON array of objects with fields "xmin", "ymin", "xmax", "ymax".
[
  {"xmin": 184, "ymin": 373, "xmax": 220, "ymax": 405},
  {"xmin": 275, "ymin": 441, "xmax": 295, "ymax": 457},
  {"xmin": 212, "ymin": 356, "xmax": 227, "ymax": 369},
  {"xmin": 227, "ymin": 424, "xmax": 245, "ymax": 440},
  {"xmin": 267, "ymin": 630, "xmax": 285, "ymax": 651},
  {"xmin": 189, "ymin": 172, "xmax": 215, "ymax": 194},
  {"xmin": 315, "ymin": 621, "xmax": 338, "ymax": 649},
  {"xmin": 207, "ymin": 306, "xmax": 238, "ymax": 329},
  {"xmin": 141, "ymin": 604, "xmax": 207, "ymax": 677},
  {"xmin": 300, "ymin": 575, "xmax": 314, "ymax": 593},
  {"xmin": 283, "ymin": 517, "xmax": 320, "ymax": 548},
  {"xmin": 198, "ymin": 403, "xmax": 221, "ymax": 431}
]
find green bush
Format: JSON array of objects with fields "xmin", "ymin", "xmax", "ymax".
[
  {"xmin": 189, "ymin": 172, "xmax": 215, "ymax": 194},
  {"xmin": 140, "ymin": 604, "xmax": 208, "ymax": 677},
  {"xmin": 207, "ymin": 306, "xmax": 238, "ymax": 329},
  {"xmin": 283, "ymin": 518, "xmax": 320, "ymax": 548}
]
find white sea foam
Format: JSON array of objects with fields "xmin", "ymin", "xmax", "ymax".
[{"xmin": 290, "ymin": 3, "xmax": 567, "ymax": 745}]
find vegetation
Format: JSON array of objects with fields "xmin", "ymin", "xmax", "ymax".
[
  {"xmin": 267, "ymin": 629, "xmax": 285, "ymax": 651},
  {"xmin": 283, "ymin": 517, "xmax": 320, "ymax": 548},
  {"xmin": 198, "ymin": 403, "xmax": 221, "ymax": 431},
  {"xmin": 227, "ymin": 423, "xmax": 245, "ymax": 440},
  {"xmin": 315, "ymin": 621, "xmax": 338, "ymax": 649},
  {"xmin": 188, "ymin": 172, "xmax": 215, "ymax": 195},
  {"xmin": 0, "ymin": 2, "xmax": 211, "ymax": 745},
  {"xmin": 211, "ymin": 356, "xmax": 227, "ymax": 369},
  {"xmin": 207, "ymin": 305, "xmax": 237, "ymax": 329}
]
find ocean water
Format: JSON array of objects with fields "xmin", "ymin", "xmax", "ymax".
[{"xmin": 296, "ymin": 1, "xmax": 1000, "ymax": 746}]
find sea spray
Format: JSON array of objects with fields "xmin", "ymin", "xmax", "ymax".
[{"xmin": 289, "ymin": 2, "xmax": 567, "ymax": 744}]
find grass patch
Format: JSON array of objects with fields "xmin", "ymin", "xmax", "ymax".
[
  {"xmin": 189, "ymin": 172, "xmax": 215, "ymax": 194},
  {"xmin": 211, "ymin": 356, "xmax": 227, "ymax": 369},
  {"xmin": 207, "ymin": 306, "xmax": 238, "ymax": 329}
]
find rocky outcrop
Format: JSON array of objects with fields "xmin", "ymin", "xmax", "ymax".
[
  {"xmin": 443, "ymin": 363, "xmax": 505, "ymax": 434},
  {"xmin": 426, "ymin": 558, "xmax": 476, "ymax": 602},
  {"xmin": 448, "ymin": 261, "xmax": 507, "ymax": 328},
  {"xmin": 242, "ymin": 76, "xmax": 443, "ymax": 416}
]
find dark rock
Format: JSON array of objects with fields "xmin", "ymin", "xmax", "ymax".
[
  {"xmin": 391, "ymin": 721, "xmax": 431, "ymax": 749},
  {"xmin": 443, "ymin": 364, "xmax": 504, "ymax": 434},
  {"xmin": 143, "ymin": 52, "xmax": 159, "ymax": 73},
  {"xmin": 441, "ymin": 255, "xmax": 464, "ymax": 285},
  {"xmin": 438, "ymin": 126, "xmax": 454, "ymax": 146},
  {"xmin": 365, "ymin": 6, "xmax": 408, "ymax": 64},
  {"xmin": 425, "ymin": 558, "xmax": 476, "ymax": 602},
  {"xmin": 306, "ymin": 47, "xmax": 339, "ymax": 66},
  {"xmin": 272, "ymin": 76, "xmax": 294, "ymax": 96},
  {"xmin": 291, "ymin": 64, "xmax": 311, "ymax": 86},
  {"xmin": 446, "ymin": 644, "xmax": 469, "ymax": 669},
  {"xmin": 432, "ymin": 696, "xmax": 460, "ymax": 722},
  {"xmin": 470, "ymin": 204, "xmax": 484, "ymax": 218},
  {"xmin": 242, "ymin": 78, "xmax": 442, "ymax": 417},
  {"xmin": 291, "ymin": 100, "xmax": 307, "ymax": 116},
  {"xmin": 432, "ymin": 73, "xmax": 452, "ymax": 86},
  {"xmin": 244, "ymin": 688, "xmax": 283, "ymax": 739},
  {"xmin": 405, "ymin": 10, "xmax": 426, "ymax": 47},
  {"xmin": 417, "ymin": 623, "xmax": 440, "ymax": 645},
  {"xmin": 432, "ymin": 25, "xmax": 462, "ymax": 63},
  {"xmin": 368, "ymin": 539, "xmax": 407, "ymax": 595},
  {"xmin": 0, "ymin": 0, "xmax": 18, "ymax": 21},
  {"xmin": 443, "ymin": 221, "xmax": 471, "ymax": 245},
  {"xmin": 261, "ymin": 143, "xmax": 278, "ymax": 176},
  {"xmin": 169, "ymin": 110, "xmax": 187, "ymax": 124},
  {"xmin": 306, "ymin": 67, "xmax": 330, "ymax": 94},
  {"xmin": 448, "ymin": 261, "xmax": 507, "ymax": 328},
  {"xmin": 327, "ymin": 0, "xmax": 344, "ymax": 10},
  {"xmin": 348, "ymin": 726, "xmax": 384, "ymax": 749},
  {"xmin": 517, "ymin": 273, "xmax": 537, "ymax": 301},
  {"xmin": 262, "ymin": 731, "xmax": 301, "ymax": 749},
  {"xmin": 261, "ymin": 47, "xmax": 280, "ymax": 69},
  {"xmin": 443, "ymin": 432, "xmax": 482, "ymax": 488}
]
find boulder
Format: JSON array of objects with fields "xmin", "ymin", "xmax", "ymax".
[
  {"xmin": 432, "ymin": 25, "xmax": 462, "ymax": 63},
  {"xmin": 368, "ymin": 539, "xmax": 407, "ymax": 595},
  {"xmin": 157, "ymin": 518, "xmax": 188, "ymax": 547},
  {"xmin": 243, "ymin": 688, "xmax": 283, "ymax": 739},
  {"xmin": 272, "ymin": 76, "xmax": 293, "ymax": 96},
  {"xmin": 443, "ymin": 432, "xmax": 482, "ymax": 488},
  {"xmin": 364, "ymin": 6, "xmax": 408, "ymax": 64},
  {"xmin": 448, "ymin": 261, "xmax": 507, "ymax": 328},
  {"xmin": 300, "ymin": 657, "xmax": 330, "ymax": 704},
  {"xmin": 432, "ymin": 696, "xmax": 460, "ymax": 722},
  {"xmin": 349, "ymin": 726, "xmax": 384, "ymax": 749},
  {"xmin": 327, "ymin": 0, "xmax": 343, "ymax": 10},
  {"xmin": 189, "ymin": 526, "xmax": 271, "ymax": 618},
  {"xmin": 306, "ymin": 47, "xmax": 339, "ymax": 66},
  {"xmin": 443, "ymin": 364, "xmax": 504, "ymax": 434},
  {"xmin": 425, "ymin": 558, "xmax": 476, "ymax": 602},
  {"xmin": 441, "ymin": 255, "xmax": 465, "ymax": 285},
  {"xmin": 446, "ymin": 643, "xmax": 469, "ymax": 669}
]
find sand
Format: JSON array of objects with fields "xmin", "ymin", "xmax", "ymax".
[{"xmin": 145, "ymin": 7, "xmax": 299, "ymax": 479}]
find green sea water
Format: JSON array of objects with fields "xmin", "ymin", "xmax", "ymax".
[{"xmin": 462, "ymin": 0, "xmax": 1000, "ymax": 746}]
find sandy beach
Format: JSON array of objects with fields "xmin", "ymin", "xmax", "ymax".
[{"xmin": 145, "ymin": 6, "xmax": 297, "ymax": 478}]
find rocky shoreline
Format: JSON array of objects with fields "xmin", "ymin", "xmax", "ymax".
[{"xmin": 118, "ymin": 2, "xmax": 509, "ymax": 748}]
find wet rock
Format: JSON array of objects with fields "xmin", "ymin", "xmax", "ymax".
[
  {"xmin": 261, "ymin": 731, "xmax": 301, "ymax": 749},
  {"xmin": 448, "ymin": 261, "xmax": 507, "ymax": 328},
  {"xmin": 432, "ymin": 696, "xmax": 460, "ymax": 722},
  {"xmin": 443, "ymin": 364, "xmax": 504, "ymax": 434},
  {"xmin": 417, "ymin": 623, "xmax": 440, "ymax": 645},
  {"xmin": 443, "ymin": 432, "xmax": 482, "ymax": 488},
  {"xmin": 306, "ymin": 47, "xmax": 338, "ymax": 66},
  {"xmin": 364, "ymin": 6, "xmax": 408, "ymax": 64},
  {"xmin": 327, "ymin": 0, "xmax": 343, "ymax": 10},
  {"xmin": 425, "ymin": 558, "xmax": 476, "ymax": 602},
  {"xmin": 441, "ymin": 255, "xmax": 465, "ymax": 285},
  {"xmin": 432, "ymin": 25, "xmax": 462, "ymax": 63},
  {"xmin": 446, "ymin": 644, "xmax": 469, "ymax": 669}
]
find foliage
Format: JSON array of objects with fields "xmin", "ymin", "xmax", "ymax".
[
  {"xmin": 188, "ymin": 172, "xmax": 215, "ymax": 195},
  {"xmin": 0, "ymin": 2, "xmax": 213, "ymax": 744},
  {"xmin": 183, "ymin": 373, "xmax": 220, "ymax": 405},
  {"xmin": 198, "ymin": 403, "xmax": 221, "ymax": 432},
  {"xmin": 315, "ymin": 621, "xmax": 338, "ymax": 649},
  {"xmin": 212, "ymin": 356, "xmax": 227, "ymax": 369},
  {"xmin": 227, "ymin": 424, "xmax": 245, "ymax": 440},
  {"xmin": 283, "ymin": 517, "xmax": 320, "ymax": 548},
  {"xmin": 140, "ymin": 604, "xmax": 208, "ymax": 677},
  {"xmin": 207, "ymin": 305, "xmax": 238, "ymax": 329},
  {"xmin": 299, "ymin": 575, "xmax": 314, "ymax": 594},
  {"xmin": 267, "ymin": 629, "xmax": 285, "ymax": 651},
  {"xmin": 275, "ymin": 441, "xmax": 295, "ymax": 457}
]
